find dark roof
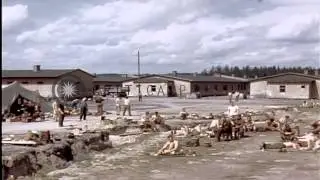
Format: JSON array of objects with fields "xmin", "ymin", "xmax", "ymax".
[
  {"xmin": 2, "ymin": 69, "xmax": 94, "ymax": 78},
  {"xmin": 162, "ymin": 74, "xmax": 248, "ymax": 83},
  {"xmin": 94, "ymin": 76, "xmax": 135, "ymax": 82},
  {"xmin": 250, "ymin": 72, "xmax": 320, "ymax": 83},
  {"xmin": 122, "ymin": 74, "xmax": 248, "ymax": 83},
  {"xmin": 94, "ymin": 74, "xmax": 136, "ymax": 82},
  {"xmin": 134, "ymin": 77, "xmax": 173, "ymax": 83}
]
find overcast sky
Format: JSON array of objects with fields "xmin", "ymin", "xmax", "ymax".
[{"xmin": 2, "ymin": 0, "xmax": 320, "ymax": 74}]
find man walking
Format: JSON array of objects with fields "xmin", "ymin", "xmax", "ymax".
[
  {"xmin": 227, "ymin": 102, "xmax": 239, "ymax": 119},
  {"xmin": 138, "ymin": 91, "xmax": 142, "ymax": 102},
  {"xmin": 95, "ymin": 96, "xmax": 104, "ymax": 115},
  {"xmin": 115, "ymin": 96, "xmax": 121, "ymax": 115},
  {"xmin": 52, "ymin": 99, "xmax": 58, "ymax": 122},
  {"xmin": 228, "ymin": 92, "xmax": 232, "ymax": 103},
  {"xmin": 123, "ymin": 96, "xmax": 132, "ymax": 116},
  {"xmin": 79, "ymin": 98, "xmax": 88, "ymax": 121},
  {"xmin": 57, "ymin": 102, "xmax": 65, "ymax": 127}
]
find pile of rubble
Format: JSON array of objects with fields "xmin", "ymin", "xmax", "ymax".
[{"xmin": 2, "ymin": 130, "xmax": 112, "ymax": 179}]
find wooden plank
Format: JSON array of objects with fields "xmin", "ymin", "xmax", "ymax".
[
  {"xmin": 119, "ymin": 132, "xmax": 142, "ymax": 137},
  {"xmin": 2, "ymin": 140, "xmax": 37, "ymax": 145}
]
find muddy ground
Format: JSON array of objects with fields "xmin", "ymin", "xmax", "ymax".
[{"xmin": 2, "ymin": 97, "xmax": 320, "ymax": 180}]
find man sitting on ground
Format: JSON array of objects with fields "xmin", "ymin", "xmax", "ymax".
[
  {"xmin": 141, "ymin": 112, "xmax": 157, "ymax": 131},
  {"xmin": 155, "ymin": 134, "xmax": 182, "ymax": 156},
  {"xmin": 265, "ymin": 118, "xmax": 279, "ymax": 131},
  {"xmin": 280, "ymin": 124, "xmax": 296, "ymax": 141},
  {"xmin": 179, "ymin": 108, "xmax": 189, "ymax": 120},
  {"xmin": 152, "ymin": 112, "xmax": 165, "ymax": 125},
  {"xmin": 311, "ymin": 120, "xmax": 320, "ymax": 134}
]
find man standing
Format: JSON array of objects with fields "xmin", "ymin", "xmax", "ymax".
[
  {"xmin": 228, "ymin": 92, "xmax": 232, "ymax": 103},
  {"xmin": 95, "ymin": 96, "xmax": 104, "ymax": 115},
  {"xmin": 138, "ymin": 91, "xmax": 142, "ymax": 102},
  {"xmin": 57, "ymin": 102, "xmax": 65, "ymax": 127},
  {"xmin": 52, "ymin": 99, "xmax": 58, "ymax": 122},
  {"xmin": 235, "ymin": 91, "xmax": 240, "ymax": 102},
  {"xmin": 227, "ymin": 102, "xmax": 239, "ymax": 118},
  {"xmin": 123, "ymin": 97, "xmax": 132, "ymax": 116},
  {"xmin": 115, "ymin": 96, "xmax": 121, "ymax": 115},
  {"xmin": 79, "ymin": 98, "xmax": 88, "ymax": 121}
]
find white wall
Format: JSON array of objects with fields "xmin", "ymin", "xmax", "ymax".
[
  {"xmin": 315, "ymin": 80, "xmax": 320, "ymax": 99},
  {"xmin": 266, "ymin": 84, "xmax": 310, "ymax": 99},
  {"xmin": 172, "ymin": 79, "xmax": 191, "ymax": 97},
  {"xmin": 22, "ymin": 83, "xmax": 54, "ymax": 97},
  {"xmin": 122, "ymin": 81, "xmax": 168, "ymax": 97},
  {"xmin": 250, "ymin": 81, "xmax": 268, "ymax": 98}
]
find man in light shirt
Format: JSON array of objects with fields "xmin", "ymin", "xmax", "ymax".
[
  {"xmin": 52, "ymin": 99, "xmax": 58, "ymax": 122},
  {"xmin": 115, "ymin": 96, "xmax": 121, "ymax": 115},
  {"xmin": 228, "ymin": 92, "xmax": 232, "ymax": 103},
  {"xmin": 235, "ymin": 91, "xmax": 240, "ymax": 102},
  {"xmin": 123, "ymin": 96, "xmax": 132, "ymax": 116},
  {"xmin": 227, "ymin": 102, "xmax": 239, "ymax": 118}
]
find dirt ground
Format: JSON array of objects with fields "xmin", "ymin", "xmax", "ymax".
[{"xmin": 2, "ymin": 97, "xmax": 320, "ymax": 180}]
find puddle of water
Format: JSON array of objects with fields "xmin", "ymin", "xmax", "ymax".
[
  {"xmin": 256, "ymin": 160, "xmax": 267, "ymax": 163},
  {"xmin": 187, "ymin": 161, "xmax": 202, "ymax": 165},
  {"xmin": 151, "ymin": 170, "xmax": 161, "ymax": 173},
  {"xmin": 274, "ymin": 159, "xmax": 291, "ymax": 162},
  {"xmin": 210, "ymin": 152, "xmax": 225, "ymax": 156},
  {"xmin": 266, "ymin": 170, "xmax": 282, "ymax": 174},
  {"xmin": 224, "ymin": 157, "xmax": 237, "ymax": 160}
]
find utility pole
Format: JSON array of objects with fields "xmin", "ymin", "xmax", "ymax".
[{"xmin": 138, "ymin": 50, "xmax": 142, "ymax": 101}]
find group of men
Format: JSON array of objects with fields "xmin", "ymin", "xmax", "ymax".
[
  {"xmin": 140, "ymin": 111, "xmax": 165, "ymax": 132},
  {"xmin": 3, "ymin": 98, "xmax": 43, "ymax": 122},
  {"xmin": 52, "ymin": 98, "xmax": 88, "ymax": 127},
  {"xmin": 115, "ymin": 96, "xmax": 132, "ymax": 116},
  {"xmin": 228, "ymin": 91, "xmax": 241, "ymax": 103}
]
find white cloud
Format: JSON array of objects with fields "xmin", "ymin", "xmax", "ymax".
[
  {"xmin": 2, "ymin": 0, "xmax": 320, "ymax": 72},
  {"xmin": 2, "ymin": 4, "xmax": 28, "ymax": 30},
  {"xmin": 266, "ymin": 13, "xmax": 320, "ymax": 42},
  {"xmin": 23, "ymin": 48, "xmax": 44, "ymax": 62}
]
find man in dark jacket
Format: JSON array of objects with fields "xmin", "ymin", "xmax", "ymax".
[
  {"xmin": 58, "ymin": 103, "xmax": 65, "ymax": 127},
  {"xmin": 79, "ymin": 98, "xmax": 88, "ymax": 121}
]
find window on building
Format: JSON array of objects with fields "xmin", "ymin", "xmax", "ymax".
[
  {"xmin": 243, "ymin": 84, "xmax": 246, "ymax": 90},
  {"xmin": 151, "ymin": 85, "xmax": 156, "ymax": 92},
  {"xmin": 193, "ymin": 84, "xmax": 200, "ymax": 92},
  {"xmin": 238, "ymin": 84, "xmax": 241, "ymax": 90},
  {"xmin": 223, "ymin": 85, "xmax": 228, "ymax": 91},
  {"xmin": 301, "ymin": 85, "xmax": 305, "ymax": 88},
  {"xmin": 231, "ymin": 85, "xmax": 234, "ymax": 91},
  {"xmin": 280, "ymin": 85, "xmax": 286, "ymax": 92},
  {"xmin": 22, "ymin": 82, "xmax": 29, "ymax": 84},
  {"xmin": 214, "ymin": 85, "xmax": 218, "ymax": 91},
  {"xmin": 37, "ymin": 81, "xmax": 44, "ymax": 84},
  {"xmin": 205, "ymin": 85, "xmax": 209, "ymax": 92}
]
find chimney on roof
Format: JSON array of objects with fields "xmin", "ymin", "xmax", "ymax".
[
  {"xmin": 172, "ymin": 71, "xmax": 178, "ymax": 76},
  {"xmin": 121, "ymin": 74, "xmax": 128, "ymax": 78},
  {"xmin": 231, "ymin": 74, "xmax": 235, "ymax": 77},
  {"xmin": 243, "ymin": 75, "xmax": 247, "ymax": 79},
  {"xmin": 304, "ymin": 69, "xmax": 308, "ymax": 75},
  {"xmin": 254, "ymin": 75, "xmax": 258, "ymax": 79},
  {"xmin": 33, "ymin": 65, "xmax": 40, "ymax": 72},
  {"xmin": 193, "ymin": 72, "xmax": 198, "ymax": 77},
  {"xmin": 315, "ymin": 69, "xmax": 319, "ymax": 76}
]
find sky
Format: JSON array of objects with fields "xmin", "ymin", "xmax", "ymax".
[{"xmin": 2, "ymin": 0, "xmax": 320, "ymax": 74}]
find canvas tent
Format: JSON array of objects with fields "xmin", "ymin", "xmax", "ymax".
[{"xmin": 2, "ymin": 81, "xmax": 52, "ymax": 113}]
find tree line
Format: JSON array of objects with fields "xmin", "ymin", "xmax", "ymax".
[{"xmin": 200, "ymin": 66, "xmax": 319, "ymax": 78}]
